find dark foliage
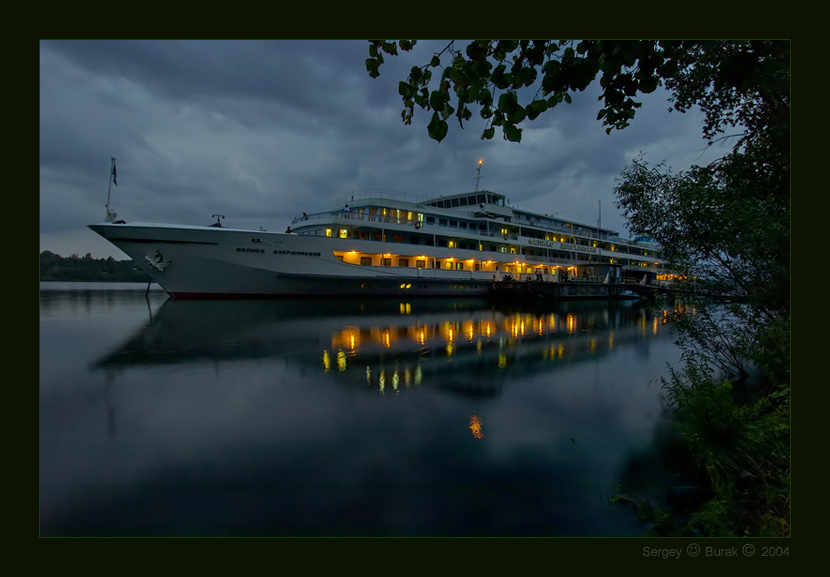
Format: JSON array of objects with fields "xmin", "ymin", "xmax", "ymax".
[{"xmin": 40, "ymin": 251, "xmax": 151, "ymax": 282}]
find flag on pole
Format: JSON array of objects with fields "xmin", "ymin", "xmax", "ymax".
[{"xmin": 112, "ymin": 162, "xmax": 118, "ymax": 186}]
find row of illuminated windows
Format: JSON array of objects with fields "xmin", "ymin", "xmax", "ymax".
[
  {"xmin": 337, "ymin": 253, "xmax": 562, "ymax": 274},
  {"xmin": 355, "ymin": 257, "xmax": 471, "ymax": 270}
]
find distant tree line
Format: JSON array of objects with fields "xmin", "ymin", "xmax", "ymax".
[{"xmin": 40, "ymin": 251, "xmax": 151, "ymax": 282}]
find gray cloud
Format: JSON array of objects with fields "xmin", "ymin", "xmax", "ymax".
[{"xmin": 40, "ymin": 40, "xmax": 723, "ymax": 259}]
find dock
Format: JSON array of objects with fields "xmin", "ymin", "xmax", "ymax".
[{"xmin": 490, "ymin": 279, "xmax": 658, "ymax": 302}]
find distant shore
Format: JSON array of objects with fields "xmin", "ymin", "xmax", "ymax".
[
  {"xmin": 40, "ymin": 251, "xmax": 151, "ymax": 283},
  {"xmin": 40, "ymin": 281, "xmax": 164, "ymax": 291}
]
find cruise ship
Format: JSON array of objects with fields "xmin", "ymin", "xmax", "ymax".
[{"xmin": 89, "ymin": 187, "xmax": 664, "ymax": 299}]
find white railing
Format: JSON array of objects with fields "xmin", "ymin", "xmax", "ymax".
[{"xmin": 336, "ymin": 189, "xmax": 432, "ymax": 206}]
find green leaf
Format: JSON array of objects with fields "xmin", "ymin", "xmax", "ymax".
[
  {"xmin": 440, "ymin": 102, "xmax": 455, "ymax": 120},
  {"xmin": 482, "ymin": 127, "xmax": 495, "ymax": 140},
  {"xmin": 497, "ymin": 91, "xmax": 518, "ymax": 109},
  {"xmin": 472, "ymin": 58, "xmax": 492, "ymax": 79},
  {"xmin": 430, "ymin": 89, "xmax": 449, "ymax": 111},
  {"xmin": 508, "ymin": 104, "xmax": 526, "ymax": 124},
  {"xmin": 427, "ymin": 112, "xmax": 448, "ymax": 142},
  {"xmin": 519, "ymin": 66, "xmax": 537, "ymax": 87},
  {"xmin": 638, "ymin": 74, "xmax": 659, "ymax": 94},
  {"xmin": 398, "ymin": 81, "xmax": 414, "ymax": 98},
  {"xmin": 366, "ymin": 59, "xmax": 380, "ymax": 78},
  {"xmin": 491, "ymin": 64, "xmax": 510, "ymax": 89},
  {"xmin": 503, "ymin": 123, "xmax": 522, "ymax": 142},
  {"xmin": 526, "ymin": 99, "xmax": 548, "ymax": 121}
]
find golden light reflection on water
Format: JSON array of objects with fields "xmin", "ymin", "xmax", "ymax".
[
  {"xmin": 323, "ymin": 302, "xmax": 675, "ymax": 395},
  {"xmin": 566, "ymin": 313, "xmax": 576, "ymax": 334},
  {"xmin": 337, "ymin": 350, "xmax": 347, "ymax": 372},
  {"xmin": 469, "ymin": 412, "xmax": 484, "ymax": 439}
]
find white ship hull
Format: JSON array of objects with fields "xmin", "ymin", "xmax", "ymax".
[{"xmin": 89, "ymin": 222, "xmax": 495, "ymax": 298}]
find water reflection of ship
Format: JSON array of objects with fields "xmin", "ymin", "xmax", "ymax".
[
  {"xmin": 94, "ymin": 298, "xmax": 673, "ymax": 397},
  {"xmin": 326, "ymin": 300, "xmax": 673, "ymax": 397}
]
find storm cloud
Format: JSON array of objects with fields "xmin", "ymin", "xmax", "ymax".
[{"xmin": 40, "ymin": 40, "xmax": 725, "ymax": 259}]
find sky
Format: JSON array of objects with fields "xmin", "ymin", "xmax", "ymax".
[{"xmin": 39, "ymin": 40, "xmax": 729, "ymax": 260}]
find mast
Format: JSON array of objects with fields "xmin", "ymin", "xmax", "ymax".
[
  {"xmin": 474, "ymin": 159, "xmax": 483, "ymax": 191},
  {"xmin": 105, "ymin": 156, "xmax": 117, "ymax": 222}
]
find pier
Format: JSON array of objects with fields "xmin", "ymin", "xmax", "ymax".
[{"xmin": 490, "ymin": 278, "xmax": 659, "ymax": 302}]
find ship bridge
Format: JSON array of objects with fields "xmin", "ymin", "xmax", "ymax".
[{"xmin": 421, "ymin": 190, "xmax": 513, "ymax": 219}]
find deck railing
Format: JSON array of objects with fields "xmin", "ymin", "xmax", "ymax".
[
  {"xmin": 335, "ymin": 189, "xmax": 432, "ymax": 206},
  {"xmin": 290, "ymin": 209, "xmax": 659, "ymax": 262}
]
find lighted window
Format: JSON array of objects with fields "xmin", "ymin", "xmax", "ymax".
[
  {"xmin": 455, "ymin": 262, "xmax": 464, "ymax": 270},
  {"xmin": 444, "ymin": 261, "xmax": 453, "ymax": 270},
  {"xmin": 448, "ymin": 240, "xmax": 457, "ymax": 248},
  {"xmin": 416, "ymin": 259, "xmax": 426, "ymax": 268},
  {"xmin": 339, "ymin": 229, "xmax": 348, "ymax": 238},
  {"xmin": 325, "ymin": 229, "xmax": 332, "ymax": 237}
]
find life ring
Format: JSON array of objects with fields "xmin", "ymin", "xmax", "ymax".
[{"xmin": 415, "ymin": 221, "xmax": 422, "ymax": 229}]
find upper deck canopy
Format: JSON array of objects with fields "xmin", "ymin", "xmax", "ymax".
[{"xmin": 420, "ymin": 190, "xmax": 506, "ymax": 209}]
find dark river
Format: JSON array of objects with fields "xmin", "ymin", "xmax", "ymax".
[{"xmin": 39, "ymin": 282, "xmax": 683, "ymax": 537}]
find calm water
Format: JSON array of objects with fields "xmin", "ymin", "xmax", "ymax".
[{"xmin": 40, "ymin": 282, "xmax": 683, "ymax": 537}]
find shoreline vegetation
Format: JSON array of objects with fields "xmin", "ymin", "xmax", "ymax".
[{"xmin": 40, "ymin": 251, "xmax": 151, "ymax": 283}]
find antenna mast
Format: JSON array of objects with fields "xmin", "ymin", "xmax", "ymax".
[
  {"xmin": 474, "ymin": 159, "xmax": 484, "ymax": 191},
  {"xmin": 105, "ymin": 156, "xmax": 117, "ymax": 222}
]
